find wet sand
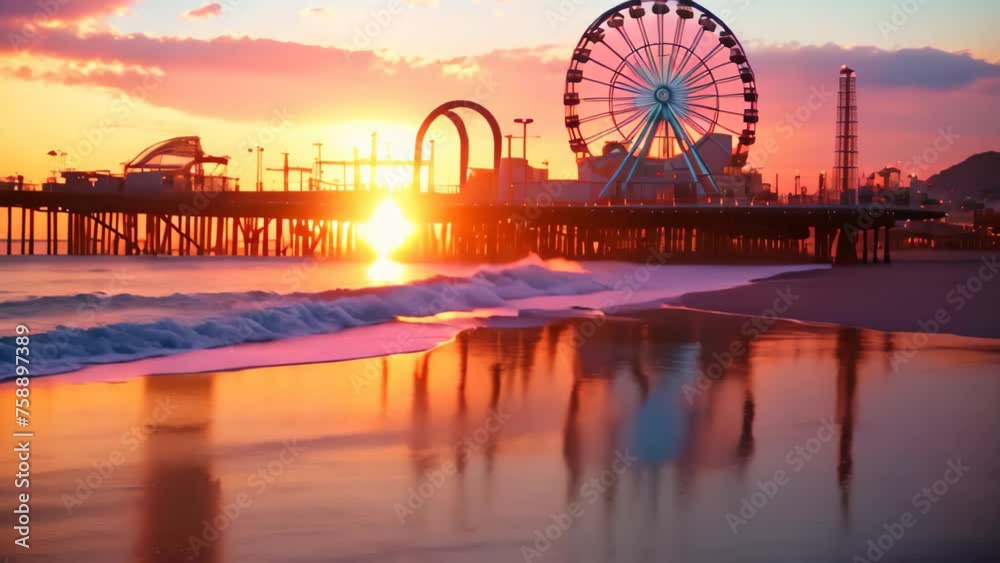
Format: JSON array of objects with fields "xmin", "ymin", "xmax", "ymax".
[
  {"xmin": 678, "ymin": 251, "xmax": 1000, "ymax": 338},
  {"xmin": 2, "ymin": 308, "xmax": 999, "ymax": 563}
]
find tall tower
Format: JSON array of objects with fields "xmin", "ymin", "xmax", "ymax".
[{"xmin": 832, "ymin": 66, "xmax": 859, "ymax": 204}]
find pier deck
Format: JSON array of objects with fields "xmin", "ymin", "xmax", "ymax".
[{"xmin": 0, "ymin": 190, "xmax": 947, "ymax": 264}]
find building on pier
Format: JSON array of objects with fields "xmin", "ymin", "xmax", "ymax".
[
  {"xmin": 43, "ymin": 137, "xmax": 236, "ymax": 194},
  {"xmin": 464, "ymin": 133, "xmax": 765, "ymax": 205}
]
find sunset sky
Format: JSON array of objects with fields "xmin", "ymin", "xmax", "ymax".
[{"xmin": 1, "ymin": 0, "xmax": 997, "ymax": 189}]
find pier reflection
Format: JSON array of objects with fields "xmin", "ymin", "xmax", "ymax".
[
  {"xmin": 836, "ymin": 327, "xmax": 861, "ymax": 527},
  {"xmin": 135, "ymin": 373, "xmax": 218, "ymax": 563},
  {"xmin": 383, "ymin": 308, "xmax": 883, "ymax": 561}
]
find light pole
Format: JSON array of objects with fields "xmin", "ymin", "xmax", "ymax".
[
  {"xmin": 313, "ymin": 142, "xmax": 324, "ymax": 191},
  {"xmin": 514, "ymin": 118, "xmax": 534, "ymax": 193},
  {"xmin": 47, "ymin": 150, "xmax": 59, "ymax": 178},
  {"xmin": 46, "ymin": 150, "xmax": 67, "ymax": 178},
  {"xmin": 514, "ymin": 118, "xmax": 534, "ymax": 161},
  {"xmin": 248, "ymin": 146, "xmax": 264, "ymax": 192}
]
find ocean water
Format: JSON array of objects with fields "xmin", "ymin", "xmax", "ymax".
[{"xmin": 0, "ymin": 255, "xmax": 828, "ymax": 378}]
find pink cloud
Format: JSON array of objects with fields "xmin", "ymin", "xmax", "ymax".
[
  {"xmin": 300, "ymin": 7, "xmax": 333, "ymax": 17},
  {"xmin": 180, "ymin": 3, "xmax": 222, "ymax": 21},
  {"xmin": 2, "ymin": 23, "xmax": 997, "ymax": 181},
  {"xmin": 0, "ymin": 0, "xmax": 134, "ymax": 25}
]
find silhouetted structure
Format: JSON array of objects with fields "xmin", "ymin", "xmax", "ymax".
[
  {"xmin": 0, "ymin": 190, "xmax": 943, "ymax": 263},
  {"xmin": 832, "ymin": 66, "xmax": 859, "ymax": 204}
]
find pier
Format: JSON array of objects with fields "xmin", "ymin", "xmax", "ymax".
[{"xmin": 0, "ymin": 189, "xmax": 946, "ymax": 264}]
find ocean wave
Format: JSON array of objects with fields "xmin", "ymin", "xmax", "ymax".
[
  {"xmin": 0, "ymin": 289, "xmax": 285, "ymax": 318},
  {"xmin": 0, "ymin": 265, "xmax": 609, "ymax": 378}
]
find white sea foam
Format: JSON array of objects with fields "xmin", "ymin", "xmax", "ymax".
[
  {"xmin": 0, "ymin": 265, "xmax": 608, "ymax": 377},
  {"xmin": 0, "ymin": 259, "xmax": 828, "ymax": 379}
]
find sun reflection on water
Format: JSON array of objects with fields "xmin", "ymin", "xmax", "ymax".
[{"xmin": 367, "ymin": 258, "xmax": 408, "ymax": 284}]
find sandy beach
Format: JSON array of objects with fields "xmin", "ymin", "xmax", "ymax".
[{"xmin": 678, "ymin": 251, "xmax": 1000, "ymax": 339}]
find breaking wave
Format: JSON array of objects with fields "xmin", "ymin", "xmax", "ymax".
[{"xmin": 0, "ymin": 265, "xmax": 609, "ymax": 378}]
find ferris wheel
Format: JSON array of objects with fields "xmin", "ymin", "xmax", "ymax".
[{"xmin": 564, "ymin": 0, "xmax": 758, "ymax": 200}]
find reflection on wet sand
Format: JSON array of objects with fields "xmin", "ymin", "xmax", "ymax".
[
  {"xmin": 384, "ymin": 310, "xmax": 995, "ymax": 562},
  {"xmin": 4, "ymin": 307, "xmax": 999, "ymax": 563},
  {"xmin": 137, "ymin": 374, "xmax": 218, "ymax": 563},
  {"xmin": 836, "ymin": 328, "xmax": 861, "ymax": 527}
]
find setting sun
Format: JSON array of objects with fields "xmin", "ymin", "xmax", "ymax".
[{"xmin": 364, "ymin": 197, "xmax": 414, "ymax": 258}]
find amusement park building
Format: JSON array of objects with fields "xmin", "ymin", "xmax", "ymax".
[{"xmin": 466, "ymin": 131, "xmax": 763, "ymax": 204}]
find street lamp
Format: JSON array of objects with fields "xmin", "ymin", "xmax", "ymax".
[
  {"xmin": 46, "ymin": 150, "xmax": 67, "ymax": 176},
  {"xmin": 248, "ymin": 146, "xmax": 264, "ymax": 192},
  {"xmin": 514, "ymin": 118, "xmax": 534, "ymax": 194},
  {"xmin": 312, "ymin": 142, "xmax": 324, "ymax": 191},
  {"xmin": 47, "ymin": 150, "xmax": 58, "ymax": 178},
  {"xmin": 514, "ymin": 118, "xmax": 534, "ymax": 161}
]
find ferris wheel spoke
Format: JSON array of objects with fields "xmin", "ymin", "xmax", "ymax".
[
  {"xmin": 665, "ymin": 105, "xmax": 720, "ymax": 195},
  {"xmin": 673, "ymin": 105, "xmax": 714, "ymax": 130},
  {"xmin": 581, "ymin": 76, "xmax": 647, "ymax": 97},
  {"xmin": 620, "ymin": 105, "xmax": 660, "ymax": 146},
  {"xmin": 635, "ymin": 16, "xmax": 662, "ymax": 86},
  {"xmin": 677, "ymin": 61, "xmax": 731, "ymax": 91},
  {"xmin": 622, "ymin": 108, "xmax": 663, "ymax": 186},
  {"xmin": 666, "ymin": 16, "xmax": 687, "ymax": 81},
  {"xmin": 587, "ymin": 58, "xmax": 650, "ymax": 92},
  {"xmin": 685, "ymin": 102, "xmax": 744, "ymax": 118},
  {"xmin": 591, "ymin": 59, "xmax": 649, "ymax": 90},
  {"xmin": 684, "ymin": 74, "xmax": 741, "ymax": 94},
  {"xmin": 581, "ymin": 97, "xmax": 654, "ymax": 109},
  {"xmin": 663, "ymin": 106, "xmax": 708, "ymax": 193},
  {"xmin": 583, "ymin": 106, "xmax": 652, "ymax": 144},
  {"xmin": 677, "ymin": 114, "xmax": 711, "ymax": 139},
  {"xmin": 578, "ymin": 104, "xmax": 650, "ymax": 125},
  {"xmin": 581, "ymin": 96, "xmax": 639, "ymax": 103},
  {"xmin": 613, "ymin": 27, "xmax": 659, "ymax": 87},
  {"xmin": 674, "ymin": 28, "xmax": 706, "ymax": 83},
  {"xmin": 672, "ymin": 107, "xmax": 711, "ymax": 135},
  {"xmin": 613, "ymin": 100, "xmax": 658, "ymax": 112},
  {"xmin": 594, "ymin": 103, "xmax": 657, "ymax": 159},
  {"xmin": 677, "ymin": 106, "xmax": 743, "ymax": 137},
  {"xmin": 657, "ymin": 13, "xmax": 665, "ymax": 82},
  {"xmin": 686, "ymin": 93, "xmax": 746, "ymax": 101},
  {"xmin": 598, "ymin": 108, "xmax": 662, "ymax": 199},
  {"xmin": 672, "ymin": 43, "xmax": 724, "ymax": 86},
  {"xmin": 599, "ymin": 40, "xmax": 658, "ymax": 89}
]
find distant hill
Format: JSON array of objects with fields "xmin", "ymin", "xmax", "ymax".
[{"xmin": 927, "ymin": 151, "xmax": 1000, "ymax": 200}]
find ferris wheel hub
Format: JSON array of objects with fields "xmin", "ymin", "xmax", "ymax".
[{"xmin": 654, "ymin": 87, "xmax": 671, "ymax": 104}]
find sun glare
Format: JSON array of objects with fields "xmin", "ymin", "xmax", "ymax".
[
  {"xmin": 365, "ymin": 198, "xmax": 414, "ymax": 258},
  {"xmin": 367, "ymin": 257, "xmax": 407, "ymax": 284}
]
